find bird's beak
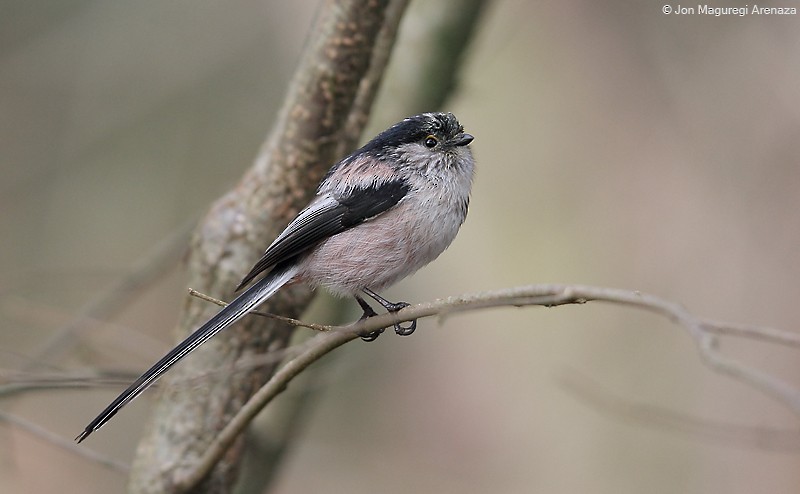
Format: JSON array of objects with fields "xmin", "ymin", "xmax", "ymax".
[{"xmin": 451, "ymin": 133, "xmax": 474, "ymax": 147}]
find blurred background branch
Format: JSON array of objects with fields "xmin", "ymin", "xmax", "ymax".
[{"xmin": 557, "ymin": 370, "xmax": 800, "ymax": 454}]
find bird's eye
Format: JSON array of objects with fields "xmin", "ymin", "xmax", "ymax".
[{"xmin": 424, "ymin": 135, "xmax": 438, "ymax": 148}]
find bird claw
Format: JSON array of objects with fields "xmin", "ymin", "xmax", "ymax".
[
  {"xmin": 393, "ymin": 318, "xmax": 416, "ymax": 336},
  {"xmin": 360, "ymin": 327, "xmax": 385, "ymax": 342},
  {"xmin": 356, "ymin": 291, "xmax": 417, "ymax": 339},
  {"xmin": 382, "ymin": 301, "xmax": 416, "ymax": 336},
  {"xmin": 356, "ymin": 295, "xmax": 384, "ymax": 342}
]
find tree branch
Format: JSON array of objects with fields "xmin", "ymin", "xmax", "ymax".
[
  {"xmin": 26, "ymin": 220, "xmax": 194, "ymax": 367},
  {"xmin": 174, "ymin": 283, "xmax": 800, "ymax": 490},
  {"xmin": 128, "ymin": 1, "xmax": 408, "ymax": 492},
  {"xmin": 557, "ymin": 370, "xmax": 800, "ymax": 453},
  {"xmin": 1, "ymin": 410, "xmax": 130, "ymax": 473}
]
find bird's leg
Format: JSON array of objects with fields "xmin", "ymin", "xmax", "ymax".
[
  {"xmin": 355, "ymin": 295, "xmax": 384, "ymax": 341},
  {"xmin": 362, "ymin": 288, "xmax": 417, "ymax": 336}
]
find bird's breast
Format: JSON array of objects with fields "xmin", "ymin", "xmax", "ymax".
[{"xmin": 296, "ymin": 184, "xmax": 468, "ymax": 296}]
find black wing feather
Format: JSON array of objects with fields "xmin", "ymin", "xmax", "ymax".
[
  {"xmin": 236, "ymin": 179, "xmax": 410, "ymax": 290},
  {"xmin": 338, "ymin": 180, "xmax": 409, "ymax": 227}
]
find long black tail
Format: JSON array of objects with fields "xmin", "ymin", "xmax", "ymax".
[{"xmin": 76, "ymin": 264, "xmax": 298, "ymax": 443}]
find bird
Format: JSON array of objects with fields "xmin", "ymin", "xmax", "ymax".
[{"xmin": 76, "ymin": 112, "xmax": 475, "ymax": 442}]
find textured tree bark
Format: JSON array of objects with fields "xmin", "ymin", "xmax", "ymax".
[{"xmin": 127, "ymin": 1, "xmax": 406, "ymax": 492}]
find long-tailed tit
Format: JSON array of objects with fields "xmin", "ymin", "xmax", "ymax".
[{"xmin": 77, "ymin": 112, "xmax": 475, "ymax": 442}]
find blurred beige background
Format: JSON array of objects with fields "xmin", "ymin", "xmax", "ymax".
[{"xmin": 2, "ymin": 1, "xmax": 799, "ymax": 493}]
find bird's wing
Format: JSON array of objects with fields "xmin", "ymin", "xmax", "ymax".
[
  {"xmin": 236, "ymin": 179, "xmax": 410, "ymax": 290},
  {"xmin": 77, "ymin": 178, "xmax": 410, "ymax": 442}
]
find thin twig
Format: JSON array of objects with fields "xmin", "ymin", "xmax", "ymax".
[
  {"xmin": 0, "ymin": 410, "xmax": 129, "ymax": 473},
  {"xmin": 0, "ymin": 370, "xmax": 141, "ymax": 397},
  {"xmin": 27, "ymin": 219, "xmax": 194, "ymax": 367},
  {"xmin": 557, "ymin": 370, "xmax": 800, "ymax": 453},
  {"xmin": 701, "ymin": 319, "xmax": 800, "ymax": 347},
  {"xmin": 176, "ymin": 283, "xmax": 800, "ymax": 491},
  {"xmin": 187, "ymin": 288, "xmax": 329, "ymax": 333}
]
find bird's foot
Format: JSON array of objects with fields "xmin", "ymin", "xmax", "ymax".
[
  {"xmin": 355, "ymin": 295, "xmax": 384, "ymax": 341},
  {"xmin": 362, "ymin": 289, "xmax": 417, "ymax": 336}
]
